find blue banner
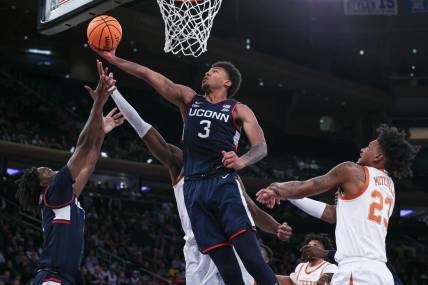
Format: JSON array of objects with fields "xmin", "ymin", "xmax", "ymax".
[
  {"xmin": 407, "ymin": 0, "xmax": 428, "ymax": 14},
  {"xmin": 344, "ymin": 0, "xmax": 398, "ymax": 15}
]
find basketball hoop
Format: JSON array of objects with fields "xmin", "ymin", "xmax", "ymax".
[{"xmin": 156, "ymin": 0, "xmax": 223, "ymax": 57}]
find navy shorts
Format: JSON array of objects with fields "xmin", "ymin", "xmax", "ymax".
[
  {"xmin": 183, "ymin": 173, "xmax": 256, "ymax": 254},
  {"xmin": 32, "ymin": 271, "xmax": 73, "ymax": 285}
]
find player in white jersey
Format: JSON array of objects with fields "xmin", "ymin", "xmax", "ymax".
[
  {"xmin": 108, "ymin": 88, "xmax": 293, "ymax": 284},
  {"xmin": 257, "ymin": 124, "xmax": 419, "ymax": 285},
  {"xmin": 275, "ymin": 234, "xmax": 337, "ymax": 285}
]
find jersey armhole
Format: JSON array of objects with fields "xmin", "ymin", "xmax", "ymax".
[{"xmin": 231, "ymin": 102, "xmax": 242, "ymax": 132}]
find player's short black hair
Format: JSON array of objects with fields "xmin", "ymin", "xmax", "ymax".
[
  {"xmin": 303, "ymin": 233, "xmax": 333, "ymax": 250},
  {"xmin": 211, "ymin": 61, "xmax": 242, "ymax": 98},
  {"xmin": 376, "ymin": 124, "xmax": 420, "ymax": 180},
  {"xmin": 15, "ymin": 167, "xmax": 42, "ymax": 213}
]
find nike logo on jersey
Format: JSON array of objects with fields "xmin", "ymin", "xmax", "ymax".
[
  {"xmin": 189, "ymin": 108, "xmax": 230, "ymax": 123},
  {"xmin": 221, "ymin": 174, "xmax": 230, "ymax": 179}
]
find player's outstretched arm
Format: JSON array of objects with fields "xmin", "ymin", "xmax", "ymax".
[
  {"xmin": 289, "ymin": 198, "xmax": 337, "ymax": 224},
  {"xmin": 222, "ymin": 104, "xmax": 267, "ymax": 170},
  {"xmin": 256, "ymin": 162, "xmax": 363, "ymax": 208},
  {"xmin": 110, "ymin": 89, "xmax": 183, "ymax": 181},
  {"xmin": 90, "ymin": 46, "xmax": 196, "ymax": 112},
  {"xmin": 68, "ymin": 60, "xmax": 122, "ymax": 196},
  {"xmin": 237, "ymin": 177, "xmax": 292, "ymax": 241}
]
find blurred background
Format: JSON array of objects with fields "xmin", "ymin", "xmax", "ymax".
[{"xmin": 0, "ymin": 0, "xmax": 427, "ymax": 284}]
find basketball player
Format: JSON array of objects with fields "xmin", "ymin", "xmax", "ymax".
[
  {"xmin": 256, "ymin": 125, "xmax": 419, "ymax": 285},
  {"xmin": 275, "ymin": 233, "xmax": 337, "ymax": 285},
  {"xmin": 15, "ymin": 60, "xmax": 124, "ymax": 285},
  {"xmin": 288, "ymin": 194, "xmax": 404, "ymax": 285},
  {"xmin": 109, "ymin": 88, "xmax": 293, "ymax": 284},
  {"xmin": 92, "ymin": 48, "xmax": 279, "ymax": 285}
]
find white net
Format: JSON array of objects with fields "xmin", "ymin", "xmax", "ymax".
[{"xmin": 157, "ymin": 0, "xmax": 223, "ymax": 57}]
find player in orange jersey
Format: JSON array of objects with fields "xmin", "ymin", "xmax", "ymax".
[{"xmin": 257, "ymin": 125, "xmax": 419, "ymax": 285}]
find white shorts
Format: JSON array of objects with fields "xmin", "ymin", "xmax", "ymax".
[
  {"xmin": 184, "ymin": 242, "xmax": 254, "ymax": 285},
  {"xmin": 332, "ymin": 259, "xmax": 393, "ymax": 285}
]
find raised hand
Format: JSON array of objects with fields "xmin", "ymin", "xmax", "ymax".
[
  {"xmin": 276, "ymin": 222, "xmax": 292, "ymax": 241},
  {"xmin": 89, "ymin": 43, "xmax": 117, "ymax": 63},
  {"xmin": 221, "ymin": 150, "xmax": 244, "ymax": 170},
  {"xmin": 103, "ymin": 107, "xmax": 125, "ymax": 134},
  {"xmin": 84, "ymin": 60, "xmax": 116, "ymax": 105}
]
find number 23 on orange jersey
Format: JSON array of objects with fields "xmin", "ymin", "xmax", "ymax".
[{"xmin": 368, "ymin": 190, "xmax": 394, "ymax": 229}]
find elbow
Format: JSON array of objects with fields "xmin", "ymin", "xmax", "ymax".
[{"xmin": 260, "ymin": 142, "xmax": 268, "ymax": 159}]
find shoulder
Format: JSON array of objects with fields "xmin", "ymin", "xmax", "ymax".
[
  {"xmin": 333, "ymin": 161, "xmax": 364, "ymax": 176},
  {"xmin": 323, "ymin": 263, "xmax": 338, "ymax": 274},
  {"xmin": 234, "ymin": 103, "xmax": 256, "ymax": 120}
]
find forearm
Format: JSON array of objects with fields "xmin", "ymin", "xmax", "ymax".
[
  {"xmin": 288, "ymin": 198, "xmax": 334, "ymax": 222},
  {"xmin": 76, "ymin": 100, "xmax": 104, "ymax": 147},
  {"xmin": 244, "ymin": 190, "xmax": 279, "ymax": 234},
  {"xmin": 253, "ymin": 208, "xmax": 281, "ymax": 234},
  {"xmin": 142, "ymin": 129, "xmax": 177, "ymax": 168},
  {"xmin": 109, "ymin": 56, "xmax": 178, "ymax": 104},
  {"xmin": 239, "ymin": 142, "xmax": 267, "ymax": 168},
  {"xmin": 111, "ymin": 89, "xmax": 152, "ymax": 138}
]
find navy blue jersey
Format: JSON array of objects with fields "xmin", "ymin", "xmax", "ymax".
[
  {"xmin": 38, "ymin": 166, "xmax": 85, "ymax": 282},
  {"xmin": 183, "ymin": 95, "xmax": 241, "ymax": 176}
]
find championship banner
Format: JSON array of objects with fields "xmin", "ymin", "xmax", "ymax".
[
  {"xmin": 344, "ymin": 0, "xmax": 398, "ymax": 15},
  {"xmin": 406, "ymin": 0, "xmax": 428, "ymax": 14}
]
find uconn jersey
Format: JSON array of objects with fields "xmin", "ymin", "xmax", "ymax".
[
  {"xmin": 34, "ymin": 166, "xmax": 85, "ymax": 285},
  {"xmin": 183, "ymin": 95, "xmax": 240, "ymax": 176},
  {"xmin": 182, "ymin": 95, "xmax": 255, "ymax": 254}
]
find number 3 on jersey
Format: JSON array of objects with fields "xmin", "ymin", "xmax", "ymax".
[
  {"xmin": 368, "ymin": 190, "xmax": 393, "ymax": 228},
  {"xmin": 198, "ymin": 120, "xmax": 211, "ymax": 138}
]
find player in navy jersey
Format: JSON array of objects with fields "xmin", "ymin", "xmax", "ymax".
[
  {"xmin": 15, "ymin": 60, "xmax": 124, "ymax": 285},
  {"xmin": 92, "ymin": 47, "xmax": 279, "ymax": 285},
  {"xmin": 109, "ymin": 88, "xmax": 293, "ymax": 284}
]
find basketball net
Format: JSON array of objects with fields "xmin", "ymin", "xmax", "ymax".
[{"xmin": 157, "ymin": 0, "xmax": 222, "ymax": 57}]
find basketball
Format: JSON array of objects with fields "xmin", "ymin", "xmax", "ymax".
[{"xmin": 87, "ymin": 15, "xmax": 122, "ymax": 51}]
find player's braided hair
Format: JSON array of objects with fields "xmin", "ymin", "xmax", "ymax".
[
  {"xmin": 212, "ymin": 61, "xmax": 242, "ymax": 98},
  {"xmin": 376, "ymin": 124, "xmax": 420, "ymax": 180},
  {"xmin": 303, "ymin": 233, "xmax": 333, "ymax": 251},
  {"xmin": 15, "ymin": 167, "xmax": 42, "ymax": 213}
]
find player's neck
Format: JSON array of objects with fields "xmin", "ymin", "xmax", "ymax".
[
  {"xmin": 205, "ymin": 90, "xmax": 228, "ymax": 104},
  {"xmin": 309, "ymin": 258, "xmax": 324, "ymax": 267}
]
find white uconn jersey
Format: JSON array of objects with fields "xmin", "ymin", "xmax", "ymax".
[
  {"xmin": 335, "ymin": 166, "xmax": 395, "ymax": 264},
  {"xmin": 290, "ymin": 261, "xmax": 338, "ymax": 285},
  {"xmin": 173, "ymin": 177, "xmax": 254, "ymax": 285}
]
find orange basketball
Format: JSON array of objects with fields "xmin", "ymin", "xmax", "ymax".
[{"xmin": 87, "ymin": 15, "xmax": 122, "ymax": 51}]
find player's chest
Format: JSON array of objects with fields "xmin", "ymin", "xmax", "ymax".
[
  {"xmin": 298, "ymin": 270, "xmax": 323, "ymax": 284},
  {"xmin": 187, "ymin": 101, "xmax": 234, "ymax": 124}
]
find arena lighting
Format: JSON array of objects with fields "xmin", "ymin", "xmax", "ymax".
[
  {"xmin": 359, "ymin": 50, "xmax": 365, "ymax": 55},
  {"xmin": 409, "ymin": 127, "xmax": 428, "ymax": 140},
  {"xmin": 412, "ymin": 48, "xmax": 418, "ymax": 54},
  {"xmin": 146, "ymin": 158, "xmax": 153, "ymax": 164},
  {"xmin": 411, "ymin": 65, "xmax": 416, "ymax": 70},
  {"xmin": 26, "ymin": 48, "xmax": 52, "ymax": 56},
  {"xmin": 140, "ymin": 186, "xmax": 151, "ymax": 193},
  {"xmin": 6, "ymin": 168, "xmax": 22, "ymax": 176},
  {"xmin": 400, "ymin": 209, "xmax": 415, "ymax": 217},
  {"xmin": 100, "ymin": 152, "xmax": 108, "ymax": 157}
]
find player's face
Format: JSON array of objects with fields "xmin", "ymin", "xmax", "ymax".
[
  {"xmin": 307, "ymin": 240, "xmax": 325, "ymax": 261},
  {"xmin": 357, "ymin": 139, "xmax": 382, "ymax": 166},
  {"xmin": 202, "ymin": 67, "xmax": 230, "ymax": 91},
  {"xmin": 37, "ymin": 167, "xmax": 58, "ymax": 186}
]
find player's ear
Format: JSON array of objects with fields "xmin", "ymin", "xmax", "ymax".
[
  {"xmin": 224, "ymin": 79, "xmax": 232, "ymax": 88},
  {"xmin": 373, "ymin": 152, "xmax": 384, "ymax": 164}
]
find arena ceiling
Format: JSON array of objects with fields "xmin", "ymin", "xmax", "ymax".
[{"xmin": 2, "ymin": 0, "xmax": 428, "ymax": 135}]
